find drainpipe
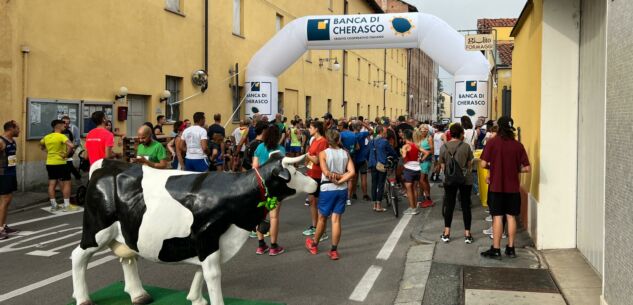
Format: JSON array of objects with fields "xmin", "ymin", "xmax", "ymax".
[
  {"xmin": 20, "ymin": 46, "xmax": 30, "ymax": 192},
  {"xmin": 383, "ymin": 49, "xmax": 387, "ymax": 113},
  {"xmin": 342, "ymin": 0, "xmax": 348, "ymax": 114},
  {"xmin": 201, "ymin": 0, "xmax": 209, "ymax": 92}
]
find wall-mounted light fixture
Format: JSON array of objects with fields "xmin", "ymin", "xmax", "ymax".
[
  {"xmin": 115, "ymin": 86, "xmax": 128, "ymax": 101},
  {"xmin": 159, "ymin": 90, "xmax": 171, "ymax": 103},
  {"xmin": 318, "ymin": 57, "xmax": 340, "ymax": 71}
]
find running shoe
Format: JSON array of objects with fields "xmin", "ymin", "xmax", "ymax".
[
  {"xmin": 488, "ymin": 232, "xmax": 508, "ymax": 239},
  {"xmin": 480, "ymin": 246, "xmax": 502, "ymax": 260},
  {"xmin": 485, "ymin": 215, "xmax": 492, "ymax": 222},
  {"xmin": 404, "ymin": 208, "xmax": 419, "ymax": 215},
  {"xmin": 0, "ymin": 229, "xmax": 8, "ymax": 240},
  {"xmin": 50, "ymin": 204, "xmax": 60, "ymax": 212},
  {"xmin": 420, "ymin": 200, "xmax": 434, "ymax": 208},
  {"xmin": 305, "ymin": 238, "xmax": 318, "ymax": 255},
  {"xmin": 302, "ymin": 226, "xmax": 316, "ymax": 236},
  {"xmin": 3, "ymin": 225, "xmax": 19, "ymax": 234},
  {"xmin": 352, "ymin": 194, "xmax": 358, "ymax": 200},
  {"xmin": 269, "ymin": 246, "xmax": 285, "ymax": 256},
  {"xmin": 363, "ymin": 195, "xmax": 371, "ymax": 201},
  {"xmin": 483, "ymin": 227, "xmax": 493, "ymax": 235},
  {"xmin": 249, "ymin": 231, "xmax": 258, "ymax": 238},
  {"xmin": 255, "ymin": 245, "xmax": 269, "ymax": 255},
  {"xmin": 346, "ymin": 200, "xmax": 352, "ymax": 206},
  {"xmin": 464, "ymin": 235, "xmax": 474, "ymax": 244},
  {"xmin": 440, "ymin": 233, "xmax": 450, "ymax": 243},
  {"xmin": 63, "ymin": 204, "xmax": 80, "ymax": 212},
  {"xmin": 505, "ymin": 246, "xmax": 517, "ymax": 258},
  {"xmin": 328, "ymin": 250, "xmax": 340, "ymax": 260},
  {"xmin": 320, "ymin": 232, "xmax": 329, "ymax": 242},
  {"xmin": 304, "ymin": 197, "xmax": 310, "ymax": 206}
]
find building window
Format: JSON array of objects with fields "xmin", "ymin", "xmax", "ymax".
[
  {"xmin": 233, "ymin": 0, "xmax": 243, "ymax": 35},
  {"xmin": 327, "ymin": 99, "xmax": 332, "ymax": 114},
  {"xmin": 305, "ymin": 96, "xmax": 311, "ymax": 120},
  {"xmin": 275, "ymin": 13, "xmax": 283, "ymax": 32},
  {"xmin": 165, "ymin": 76, "xmax": 182, "ymax": 122},
  {"xmin": 278, "ymin": 92, "xmax": 284, "ymax": 114},
  {"xmin": 165, "ymin": 0, "xmax": 182, "ymax": 13}
]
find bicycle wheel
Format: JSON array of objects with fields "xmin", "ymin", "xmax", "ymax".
[
  {"xmin": 389, "ymin": 185, "xmax": 399, "ymax": 218},
  {"xmin": 384, "ymin": 182, "xmax": 392, "ymax": 207}
]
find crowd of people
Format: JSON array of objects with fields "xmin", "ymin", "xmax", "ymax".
[{"xmin": 0, "ymin": 109, "xmax": 530, "ymax": 261}]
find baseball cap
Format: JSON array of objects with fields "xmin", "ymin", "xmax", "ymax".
[
  {"xmin": 497, "ymin": 116, "xmax": 516, "ymax": 131},
  {"xmin": 322, "ymin": 113, "xmax": 333, "ymax": 120}
]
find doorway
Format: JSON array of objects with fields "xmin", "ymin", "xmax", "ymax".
[{"xmin": 126, "ymin": 95, "xmax": 148, "ymax": 136}]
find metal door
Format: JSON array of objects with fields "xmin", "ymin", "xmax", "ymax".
[{"xmin": 126, "ymin": 95, "xmax": 148, "ymax": 136}]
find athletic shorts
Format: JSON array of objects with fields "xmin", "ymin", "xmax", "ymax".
[
  {"xmin": 309, "ymin": 177, "xmax": 321, "ymax": 197},
  {"xmin": 433, "ymin": 155, "xmax": 439, "ymax": 162},
  {"xmin": 46, "ymin": 165, "xmax": 71, "ymax": 181},
  {"xmin": 354, "ymin": 161, "xmax": 368, "ymax": 174},
  {"xmin": 488, "ymin": 192, "xmax": 521, "ymax": 216},
  {"xmin": 419, "ymin": 161, "xmax": 432, "ymax": 175},
  {"xmin": 185, "ymin": 158, "xmax": 209, "ymax": 172},
  {"xmin": 0, "ymin": 175, "xmax": 17, "ymax": 195},
  {"xmin": 403, "ymin": 168, "xmax": 421, "ymax": 182},
  {"xmin": 318, "ymin": 189, "xmax": 347, "ymax": 217},
  {"xmin": 288, "ymin": 146, "xmax": 301, "ymax": 153}
]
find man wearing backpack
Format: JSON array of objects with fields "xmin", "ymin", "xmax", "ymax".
[{"xmin": 438, "ymin": 123, "xmax": 474, "ymax": 244}]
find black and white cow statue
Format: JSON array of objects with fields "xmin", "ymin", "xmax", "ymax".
[{"xmin": 71, "ymin": 153, "xmax": 317, "ymax": 305}]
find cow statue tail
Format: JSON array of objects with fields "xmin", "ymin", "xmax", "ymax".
[{"xmin": 89, "ymin": 159, "xmax": 104, "ymax": 179}]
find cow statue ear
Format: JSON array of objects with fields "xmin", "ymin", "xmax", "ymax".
[{"xmin": 273, "ymin": 167, "xmax": 291, "ymax": 182}]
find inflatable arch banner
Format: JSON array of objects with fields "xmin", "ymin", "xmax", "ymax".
[{"xmin": 246, "ymin": 13, "xmax": 490, "ymax": 121}]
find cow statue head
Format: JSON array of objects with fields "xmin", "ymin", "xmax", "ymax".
[{"xmin": 262, "ymin": 152, "xmax": 317, "ymax": 202}]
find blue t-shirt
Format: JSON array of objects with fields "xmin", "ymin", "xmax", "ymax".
[
  {"xmin": 254, "ymin": 143, "xmax": 286, "ymax": 165},
  {"xmin": 354, "ymin": 131, "xmax": 370, "ymax": 163},
  {"xmin": 340, "ymin": 130, "xmax": 356, "ymax": 154}
]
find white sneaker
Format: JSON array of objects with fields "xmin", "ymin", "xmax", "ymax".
[
  {"xmin": 485, "ymin": 215, "xmax": 492, "ymax": 222},
  {"xmin": 346, "ymin": 200, "xmax": 352, "ymax": 206},
  {"xmin": 483, "ymin": 227, "xmax": 493, "ymax": 235},
  {"xmin": 404, "ymin": 208, "xmax": 419, "ymax": 215},
  {"xmin": 488, "ymin": 232, "xmax": 508, "ymax": 239}
]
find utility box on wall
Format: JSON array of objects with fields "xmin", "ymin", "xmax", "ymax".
[{"xmin": 117, "ymin": 106, "xmax": 128, "ymax": 121}]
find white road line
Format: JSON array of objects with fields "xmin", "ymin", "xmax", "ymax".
[
  {"xmin": 9, "ymin": 209, "xmax": 81, "ymax": 227},
  {"xmin": 0, "ymin": 225, "xmax": 80, "ymax": 253},
  {"xmin": 376, "ymin": 214, "xmax": 412, "ymax": 260},
  {"xmin": 349, "ymin": 265, "xmax": 383, "ymax": 302},
  {"xmin": 0, "ymin": 255, "xmax": 117, "ymax": 303},
  {"xmin": 0, "ymin": 224, "xmax": 67, "ymax": 246},
  {"xmin": 26, "ymin": 240, "xmax": 81, "ymax": 257}
]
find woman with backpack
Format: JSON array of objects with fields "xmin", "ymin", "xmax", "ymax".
[{"xmin": 438, "ymin": 123, "xmax": 474, "ymax": 244}]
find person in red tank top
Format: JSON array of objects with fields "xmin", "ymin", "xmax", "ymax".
[
  {"xmin": 400, "ymin": 129, "xmax": 422, "ymax": 215},
  {"xmin": 85, "ymin": 111, "xmax": 118, "ymax": 167}
]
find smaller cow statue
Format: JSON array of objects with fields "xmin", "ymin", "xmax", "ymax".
[{"xmin": 71, "ymin": 153, "xmax": 317, "ymax": 305}]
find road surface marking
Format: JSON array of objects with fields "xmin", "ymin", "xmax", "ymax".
[
  {"xmin": 27, "ymin": 239, "xmax": 81, "ymax": 257},
  {"xmin": 0, "ymin": 224, "xmax": 67, "ymax": 245},
  {"xmin": 376, "ymin": 214, "xmax": 412, "ymax": 260},
  {"xmin": 349, "ymin": 265, "xmax": 383, "ymax": 302},
  {"xmin": 0, "ymin": 225, "xmax": 79, "ymax": 253},
  {"xmin": 0, "ymin": 255, "xmax": 117, "ymax": 303},
  {"xmin": 9, "ymin": 208, "xmax": 81, "ymax": 227}
]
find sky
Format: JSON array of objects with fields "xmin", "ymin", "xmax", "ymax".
[{"xmin": 404, "ymin": 0, "xmax": 527, "ymax": 94}]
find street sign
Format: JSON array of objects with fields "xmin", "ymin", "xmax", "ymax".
[{"xmin": 465, "ymin": 34, "xmax": 494, "ymax": 51}]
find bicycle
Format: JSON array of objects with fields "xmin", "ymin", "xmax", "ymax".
[{"xmin": 383, "ymin": 157, "xmax": 399, "ymax": 218}]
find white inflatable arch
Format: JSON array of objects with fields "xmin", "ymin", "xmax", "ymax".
[{"xmin": 245, "ymin": 13, "xmax": 490, "ymax": 120}]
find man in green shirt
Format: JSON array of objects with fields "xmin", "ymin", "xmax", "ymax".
[{"xmin": 134, "ymin": 125, "xmax": 169, "ymax": 169}]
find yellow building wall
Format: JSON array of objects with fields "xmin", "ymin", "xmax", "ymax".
[
  {"xmin": 495, "ymin": 27, "xmax": 515, "ymax": 41},
  {"xmin": 0, "ymin": 0, "xmax": 407, "ymax": 188},
  {"xmin": 490, "ymin": 68, "xmax": 512, "ymax": 119},
  {"xmin": 511, "ymin": 0, "xmax": 543, "ymax": 200}
]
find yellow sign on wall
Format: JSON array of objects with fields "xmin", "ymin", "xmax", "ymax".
[{"xmin": 465, "ymin": 34, "xmax": 494, "ymax": 51}]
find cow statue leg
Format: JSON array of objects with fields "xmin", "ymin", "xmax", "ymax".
[
  {"xmin": 201, "ymin": 251, "xmax": 224, "ymax": 305},
  {"xmin": 186, "ymin": 269, "xmax": 209, "ymax": 305},
  {"xmin": 120, "ymin": 256, "xmax": 152, "ymax": 305},
  {"xmin": 71, "ymin": 225, "xmax": 117, "ymax": 305}
]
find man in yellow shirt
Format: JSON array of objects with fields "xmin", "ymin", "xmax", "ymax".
[{"xmin": 40, "ymin": 119, "xmax": 76, "ymax": 211}]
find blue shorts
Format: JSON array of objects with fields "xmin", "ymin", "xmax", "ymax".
[
  {"xmin": 185, "ymin": 158, "xmax": 209, "ymax": 172},
  {"xmin": 288, "ymin": 146, "xmax": 301, "ymax": 153},
  {"xmin": 318, "ymin": 189, "xmax": 347, "ymax": 217}
]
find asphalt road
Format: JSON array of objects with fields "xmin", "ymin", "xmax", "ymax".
[{"xmin": 0, "ymin": 185, "xmax": 424, "ymax": 305}]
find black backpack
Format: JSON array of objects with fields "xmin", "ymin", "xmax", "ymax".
[{"xmin": 444, "ymin": 142, "xmax": 466, "ymax": 186}]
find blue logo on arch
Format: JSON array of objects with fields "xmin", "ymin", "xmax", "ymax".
[
  {"xmin": 307, "ymin": 19, "xmax": 331, "ymax": 41},
  {"xmin": 251, "ymin": 82, "xmax": 261, "ymax": 92},
  {"xmin": 466, "ymin": 81, "xmax": 477, "ymax": 92},
  {"xmin": 391, "ymin": 17, "xmax": 412, "ymax": 34}
]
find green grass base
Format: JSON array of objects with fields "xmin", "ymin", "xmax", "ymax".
[{"xmin": 67, "ymin": 281, "xmax": 284, "ymax": 305}]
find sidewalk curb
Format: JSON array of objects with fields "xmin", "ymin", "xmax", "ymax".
[{"xmin": 394, "ymin": 243, "xmax": 436, "ymax": 305}]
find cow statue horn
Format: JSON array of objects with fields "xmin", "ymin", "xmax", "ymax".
[{"xmin": 282, "ymin": 154, "xmax": 306, "ymax": 166}]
